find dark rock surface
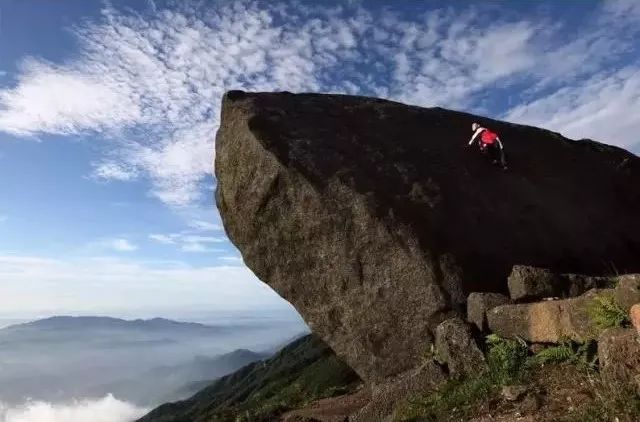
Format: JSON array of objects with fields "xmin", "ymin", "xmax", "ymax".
[
  {"xmin": 508, "ymin": 266, "xmax": 559, "ymax": 301},
  {"xmin": 507, "ymin": 265, "xmax": 611, "ymax": 302},
  {"xmin": 215, "ymin": 91, "xmax": 640, "ymax": 382},
  {"xmin": 434, "ymin": 317, "xmax": 488, "ymax": 378},
  {"xmin": 467, "ymin": 292, "xmax": 510, "ymax": 331}
]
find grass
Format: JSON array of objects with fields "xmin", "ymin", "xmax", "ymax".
[
  {"xmin": 560, "ymin": 376, "xmax": 640, "ymax": 422},
  {"xmin": 396, "ymin": 335, "xmax": 529, "ymax": 421}
]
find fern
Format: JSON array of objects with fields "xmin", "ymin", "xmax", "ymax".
[
  {"xmin": 587, "ymin": 294, "xmax": 629, "ymax": 331},
  {"xmin": 533, "ymin": 340, "xmax": 598, "ymax": 370},
  {"xmin": 485, "ymin": 334, "xmax": 529, "ymax": 385},
  {"xmin": 534, "ymin": 343, "xmax": 574, "ymax": 364}
]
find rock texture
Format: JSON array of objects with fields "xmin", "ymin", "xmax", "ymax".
[
  {"xmin": 487, "ymin": 289, "xmax": 611, "ymax": 343},
  {"xmin": 598, "ymin": 328, "xmax": 640, "ymax": 393},
  {"xmin": 507, "ymin": 265, "xmax": 611, "ymax": 302},
  {"xmin": 631, "ymin": 304, "xmax": 640, "ymax": 334},
  {"xmin": 215, "ymin": 91, "xmax": 640, "ymax": 382},
  {"xmin": 614, "ymin": 274, "xmax": 640, "ymax": 312},
  {"xmin": 467, "ymin": 292, "xmax": 510, "ymax": 331},
  {"xmin": 435, "ymin": 317, "xmax": 488, "ymax": 377}
]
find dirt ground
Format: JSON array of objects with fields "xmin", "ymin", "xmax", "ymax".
[{"xmin": 281, "ymin": 363, "xmax": 640, "ymax": 422}]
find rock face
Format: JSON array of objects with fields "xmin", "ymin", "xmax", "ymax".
[
  {"xmin": 434, "ymin": 317, "xmax": 488, "ymax": 377},
  {"xmin": 614, "ymin": 274, "xmax": 640, "ymax": 312},
  {"xmin": 215, "ymin": 91, "xmax": 640, "ymax": 382},
  {"xmin": 467, "ymin": 292, "xmax": 510, "ymax": 331},
  {"xmin": 631, "ymin": 304, "xmax": 640, "ymax": 334},
  {"xmin": 507, "ymin": 265, "xmax": 611, "ymax": 302},
  {"xmin": 487, "ymin": 289, "xmax": 610, "ymax": 343},
  {"xmin": 598, "ymin": 328, "xmax": 640, "ymax": 393}
]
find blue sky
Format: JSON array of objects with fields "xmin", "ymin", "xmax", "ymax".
[{"xmin": 0, "ymin": 0, "xmax": 639, "ymax": 318}]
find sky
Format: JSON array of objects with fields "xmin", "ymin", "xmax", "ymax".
[{"xmin": 0, "ymin": 0, "xmax": 639, "ymax": 319}]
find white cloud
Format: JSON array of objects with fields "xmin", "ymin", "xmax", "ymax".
[
  {"xmin": 0, "ymin": 1, "xmax": 639, "ymax": 208},
  {"xmin": 219, "ymin": 256, "xmax": 243, "ymax": 264},
  {"xmin": 188, "ymin": 220, "xmax": 222, "ymax": 231},
  {"xmin": 92, "ymin": 161, "xmax": 138, "ymax": 181},
  {"xmin": 149, "ymin": 229, "xmax": 226, "ymax": 252},
  {"xmin": 148, "ymin": 234, "xmax": 175, "ymax": 244},
  {"xmin": 180, "ymin": 242, "xmax": 220, "ymax": 253},
  {"xmin": 0, "ymin": 395, "xmax": 147, "ymax": 422},
  {"xmin": 505, "ymin": 67, "xmax": 640, "ymax": 147},
  {"xmin": 103, "ymin": 238, "xmax": 138, "ymax": 252},
  {"xmin": 0, "ymin": 254, "xmax": 285, "ymax": 314},
  {"xmin": 0, "ymin": 60, "xmax": 141, "ymax": 137}
]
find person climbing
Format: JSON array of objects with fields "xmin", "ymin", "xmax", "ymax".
[{"xmin": 468, "ymin": 122, "xmax": 507, "ymax": 170}]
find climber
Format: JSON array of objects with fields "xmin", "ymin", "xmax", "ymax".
[{"xmin": 468, "ymin": 122, "xmax": 507, "ymax": 170}]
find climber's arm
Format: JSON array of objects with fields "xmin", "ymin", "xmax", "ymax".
[{"xmin": 468, "ymin": 128, "xmax": 483, "ymax": 146}]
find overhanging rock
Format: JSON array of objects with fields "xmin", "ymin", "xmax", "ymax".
[{"xmin": 215, "ymin": 91, "xmax": 640, "ymax": 382}]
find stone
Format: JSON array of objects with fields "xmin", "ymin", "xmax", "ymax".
[
  {"xmin": 598, "ymin": 327, "xmax": 640, "ymax": 393},
  {"xmin": 351, "ymin": 362, "xmax": 446, "ymax": 422},
  {"xmin": 467, "ymin": 292, "xmax": 510, "ymax": 331},
  {"xmin": 507, "ymin": 266, "xmax": 611, "ymax": 302},
  {"xmin": 216, "ymin": 91, "xmax": 640, "ymax": 382},
  {"xmin": 630, "ymin": 304, "xmax": 640, "ymax": 334},
  {"xmin": 434, "ymin": 317, "xmax": 488, "ymax": 378},
  {"xmin": 501, "ymin": 385, "xmax": 528, "ymax": 401},
  {"xmin": 508, "ymin": 266, "xmax": 559, "ymax": 301},
  {"xmin": 614, "ymin": 274, "xmax": 640, "ymax": 312},
  {"xmin": 487, "ymin": 289, "xmax": 612, "ymax": 343},
  {"xmin": 561, "ymin": 273, "xmax": 609, "ymax": 297}
]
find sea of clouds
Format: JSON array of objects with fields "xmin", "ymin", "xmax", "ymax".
[{"xmin": 0, "ymin": 395, "xmax": 147, "ymax": 422}]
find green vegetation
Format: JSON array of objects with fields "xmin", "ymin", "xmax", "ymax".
[
  {"xmin": 396, "ymin": 335, "xmax": 529, "ymax": 421},
  {"xmin": 587, "ymin": 293, "xmax": 629, "ymax": 332},
  {"xmin": 532, "ymin": 340, "xmax": 597, "ymax": 370},
  {"xmin": 137, "ymin": 335, "xmax": 361, "ymax": 422}
]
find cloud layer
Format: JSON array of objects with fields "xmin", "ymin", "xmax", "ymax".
[
  {"xmin": 0, "ymin": 0, "xmax": 639, "ymax": 207},
  {"xmin": 0, "ymin": 253, "xmax": 281, "ymax": 314},
  {"xmin": 0, "ymin": 395, "xmax": 147, "ymax": 422}
]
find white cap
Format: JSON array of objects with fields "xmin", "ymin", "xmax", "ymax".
[{"xmin": 472, "ymin": 122, "xmax": 480, "ymax": 131}]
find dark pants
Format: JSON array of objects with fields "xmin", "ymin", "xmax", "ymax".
[{"xmin": 481, "ymin": 143, "xmax": 507, "ymax": 168}]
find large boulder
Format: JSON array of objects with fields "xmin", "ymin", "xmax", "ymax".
[{"xmin": 215, "ymin": 91, "xmax": 640, "ymax": 382}]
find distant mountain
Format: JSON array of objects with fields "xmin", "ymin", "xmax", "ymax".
[
  {"xmin": 137, "ymin": 334, "xmax": 361, "ymax": 422},
  {"xmin": 91, "ymin": 348, "xmax": 268, "ymax": 406},
  {"xmin": 0, "ymin": 314, "xmax": 303, "ymax": 406},
  {"xmin": 5, "ymin": 316, "xmax": 227, "ymax": 332}
]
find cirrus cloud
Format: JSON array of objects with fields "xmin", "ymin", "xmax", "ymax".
[{"xmin": 0, "ymin": 0, "xmax": 639, "ymax": 208}]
